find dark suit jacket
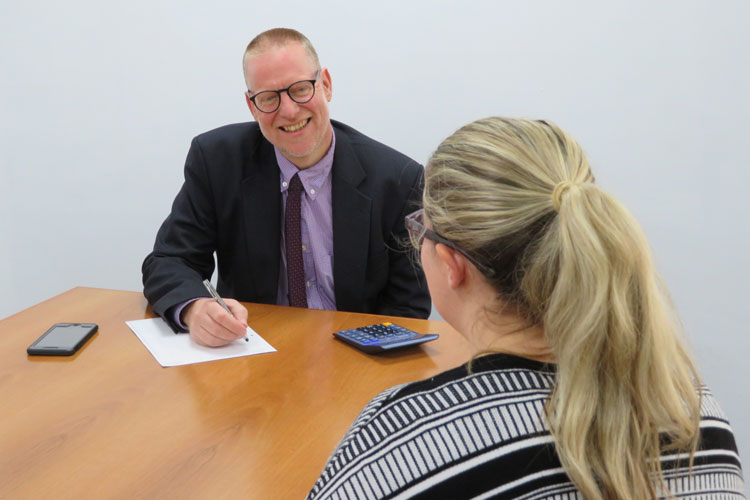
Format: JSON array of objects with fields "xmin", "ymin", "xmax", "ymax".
[{"xmin": 142, "ymin": 120, "xmax": 430, "ymax": 330}]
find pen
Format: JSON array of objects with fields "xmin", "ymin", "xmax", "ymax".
[{"xmin": 203, "ymin": 279, "xmax": 249, "ymax": 342}]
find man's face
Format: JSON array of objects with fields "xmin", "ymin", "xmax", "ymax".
[{"xmin": 244, "ymin": 42, "xmax": 333, "ymax": 169}]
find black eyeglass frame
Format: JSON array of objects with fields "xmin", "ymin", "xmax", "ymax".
[
  {"xmin": 404, "ymin": 209, "xmax": 496, "ymax": 277},
  {"xmin": 246, "ymin": 70, "xmax": 321, "ymax": 113}
]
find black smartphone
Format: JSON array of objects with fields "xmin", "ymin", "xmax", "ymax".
[{"xmin": 27, "ymin": 323, "xmax": 98, "ymax": 356}]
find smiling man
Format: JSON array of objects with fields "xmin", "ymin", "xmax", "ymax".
[{"xmin": 142, "ymin": 28, "xmax": 430, "ymax": 347}]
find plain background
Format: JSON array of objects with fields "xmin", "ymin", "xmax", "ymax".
[{"xmin": 2, "ymin": 1, "xmax": 748, "ymax": 465}]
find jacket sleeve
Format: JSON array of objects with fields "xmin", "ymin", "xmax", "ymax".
[
  {"xmin": 375, "ymin": 163, "xmax": 431, "ymax": 319},
  {"xmin": 142, "ymin": 137, "xmax": 216, "ymax": 331}
]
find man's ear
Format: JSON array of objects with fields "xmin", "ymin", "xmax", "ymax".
[
  {"xmin": 320, "ymin": 67, "xmax": 332, "ymax": 101},
  {"xmin": 245, "ymin": 92, "xmax": 258, "ymax": 119},
  {"xmin": 435, "ymin": 244, "xmax": 467, "ymax": 289}
]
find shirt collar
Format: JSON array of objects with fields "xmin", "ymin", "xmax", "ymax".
[{"xmin": 276, "ymin": 127, "xmax": 335, "ymax": 200}]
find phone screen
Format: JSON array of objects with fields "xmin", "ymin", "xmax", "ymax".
[{"xmin": 36, "ymin": 324, "xmax": 94, "ymax": 349}]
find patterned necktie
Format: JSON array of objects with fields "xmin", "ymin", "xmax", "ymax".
[{"xmin": 285, "ymin": 173, "xmax": 308, "ymax": 308}]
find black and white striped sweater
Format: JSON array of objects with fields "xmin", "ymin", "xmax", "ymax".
[{"xmin": 307, "ymin": 353, "xmax": 745, "ymax": 499}]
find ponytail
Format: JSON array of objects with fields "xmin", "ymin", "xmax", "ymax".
[
  {"xmin": 529, "ymin": 182, "xmax": 700, "ymax": 500},
  {"xmin": 424, "ymin": 117, "xmax": 701, "ymax": 500}
]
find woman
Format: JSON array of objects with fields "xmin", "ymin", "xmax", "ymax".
[{"xmin": 307, "ymin": 117, "xmax": 744, "ymax": 499}]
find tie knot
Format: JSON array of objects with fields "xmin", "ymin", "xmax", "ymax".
[{"xmin": 288, "ymin": 173, "xmax": 303, "ymax": 194}]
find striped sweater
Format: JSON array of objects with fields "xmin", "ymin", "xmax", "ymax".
[{"xmin": 307, "ymin": 353, "xmax": 745, "ymax": 499}]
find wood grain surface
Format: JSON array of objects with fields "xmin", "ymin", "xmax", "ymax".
[{"xmin": 0, "ymin": 287, "xmax": 470, "ymax": 499}]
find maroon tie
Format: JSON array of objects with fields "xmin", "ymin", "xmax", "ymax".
[{"xmin": 285, "ymin": 173, "xmax": 308, "ymax": 308}]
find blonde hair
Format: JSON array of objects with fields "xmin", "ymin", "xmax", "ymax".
[
  {"xmin": 424, "ymin": 117, "xmax": 701, "ymax": 500},
  {"xmin": 242, "ymin": 28, "xmax": 320, "ymax": 80}
]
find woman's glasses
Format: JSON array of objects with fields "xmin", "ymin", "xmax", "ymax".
[{"xmin": 404, "ymin": 209, "xmax": 495, "ymax": 277}]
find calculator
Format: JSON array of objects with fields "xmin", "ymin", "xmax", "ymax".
[{"xmin": 333, "ymin": 322, "xmax": 439, "ymax": 353}]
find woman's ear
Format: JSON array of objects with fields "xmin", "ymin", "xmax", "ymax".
[{"xmin": 435, "ymin": 244, "xmax": 467, "ymax": 289}]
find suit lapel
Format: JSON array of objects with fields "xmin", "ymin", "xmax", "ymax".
[
  {"xmin": 331, "ymin": 130, "xmax": 370, "ymax": 312},
  {"xmin": 241, "ymin": 139, "xmax": 281, "ymax": 303}
]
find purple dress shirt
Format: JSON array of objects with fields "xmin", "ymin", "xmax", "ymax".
[
  {"xmin": 275, "ymin": 130, "xmax": 336, "ymax": 310},
  {"xmin": 173, "ymin": 128, "xmax": 337, "ymax": 329}
]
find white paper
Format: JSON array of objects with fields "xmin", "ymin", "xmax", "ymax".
[{"xmin": 125, "ymin": 318, "xmax": 276, "ymax": 367}]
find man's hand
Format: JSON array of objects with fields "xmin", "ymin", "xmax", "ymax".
[{"xmin": 183, "ymin": 298, "xmax": 249, "ymax": 347}]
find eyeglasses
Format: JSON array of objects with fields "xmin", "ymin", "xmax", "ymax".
[
  {"xmin": 404, "ymin": 209, "xmax": 495, "ymax": 277},
  {"xmin": 246, "ymin": 70, "xmax": 320, "ymax": 113}
]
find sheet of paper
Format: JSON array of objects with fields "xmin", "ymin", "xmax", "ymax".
[{"xmin": 126, "ymin": 318, "xmax": 276, "ymax": 367}]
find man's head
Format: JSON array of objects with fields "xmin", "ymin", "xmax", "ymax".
[{"xmin": 243, "ymin": 28, "xmax": 333, "ymax": 169}]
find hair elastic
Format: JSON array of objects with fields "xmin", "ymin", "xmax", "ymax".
[{"xmin": 551, "ymin": 181, "xmax": 574, "ymax": 212}]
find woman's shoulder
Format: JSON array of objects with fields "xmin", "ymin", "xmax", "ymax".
[
  {"xmin": 306, "ymin": 354, "xmax": 566, "ymax": 500},
  {"xmin": 334, "ymin": 352, "xmax": 557, "ymax": 458}
]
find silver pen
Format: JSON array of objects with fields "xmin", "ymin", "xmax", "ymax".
[{"xmin": 203, "ymin": 279, "xmax": 249, "ymax": 342}]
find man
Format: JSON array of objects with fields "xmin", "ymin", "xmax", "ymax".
[{"xmin": 142, "ymin": 28, "xmax": 430, "ymax": 347}]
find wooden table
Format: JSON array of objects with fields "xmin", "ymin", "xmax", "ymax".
[{"xmin": 0, "ymin": 287, "xmax": 470, "ymax": 499}]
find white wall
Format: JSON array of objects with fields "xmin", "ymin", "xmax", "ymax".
[{"xmin": 3, "ymin": 1, "xmax": 748, "ymax": 463}]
